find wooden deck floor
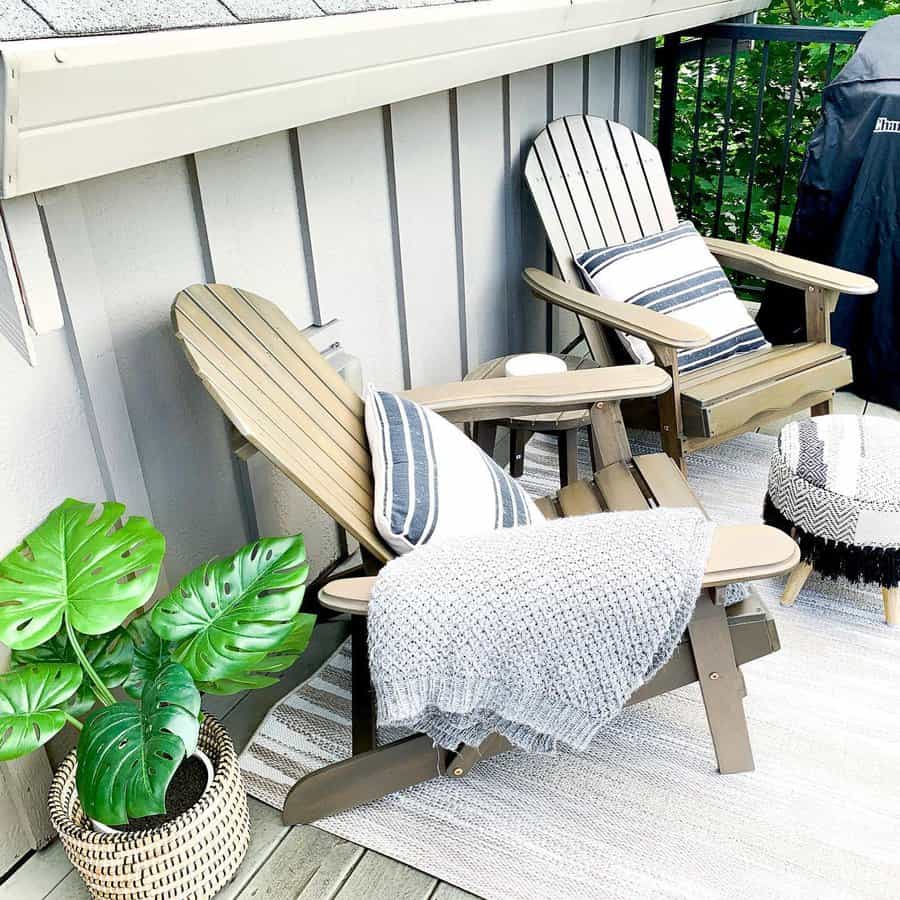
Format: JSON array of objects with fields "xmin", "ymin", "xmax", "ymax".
[
  {"xmin": 1, "ymin": 618, "xmax": 479, "ymax": 900},
  {"xmin": 3, "ymin": 392, "xmax": 897, "ymax": 900}
]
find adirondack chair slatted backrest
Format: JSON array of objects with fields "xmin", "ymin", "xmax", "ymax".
[
  {"xmin": 524, "ymin": 115, "xmax": 679, "ymax": 363},
  {"xmin": 173, "ymin": 284, "xmax": 393, "ymax": 563}
]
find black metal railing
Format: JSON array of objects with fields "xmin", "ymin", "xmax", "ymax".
[{"xmin": 656, "ymin": 22, "xmax": 866, "ymax": 262}]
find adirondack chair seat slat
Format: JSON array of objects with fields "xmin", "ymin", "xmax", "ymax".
[
  {"xmin": 556, "ymin": 478, "xmax": 605, "ymax": 517},
  {"xmin": 534, "ymin": 495, "xmax": 561, "ymax": 519},
  {"xmin": 680, "ymin": 344, "xmax": 853, "ymax": 444},
  {"xmin": 680, "ymin": 342, "xmax": 847, "ymax": 400},
  {"xmin": 524, "ymin": 114, "xmax": 877, "ymax": 468}
]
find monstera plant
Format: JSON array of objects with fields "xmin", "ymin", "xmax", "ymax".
[{"xmin": 0, "ymin": 498, "xmax": 313, "ymax": 827}]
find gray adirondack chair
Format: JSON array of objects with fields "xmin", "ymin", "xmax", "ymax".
[
  {"xmin": 172, "ymin": 283, "xmax": 799, "ymax": 826},
  {"xmin": 523, "ymin": 115, "xmax": 878, "ymax": 469}
]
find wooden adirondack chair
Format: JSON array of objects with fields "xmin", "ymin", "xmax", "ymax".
[
  {"xmin": 172, "ymin": 283, "xmax": 799, "ymax": 826},
  {"xmin": 523, "ymin": 115, "xmax": 878, "ymax": 469}
]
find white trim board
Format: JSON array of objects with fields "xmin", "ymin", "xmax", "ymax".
[{"xmin": 0, "ymin": 0, "xmax": 768, "ymax": 198}]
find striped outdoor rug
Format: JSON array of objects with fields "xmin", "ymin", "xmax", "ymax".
[{"xmin": 239, "ymin": 430, "xmax": 899, "ymax": 900}]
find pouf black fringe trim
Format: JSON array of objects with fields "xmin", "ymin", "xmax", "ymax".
[{"xmin": 763, "ymin": 494, "xmax": 900, "ymax": 589}]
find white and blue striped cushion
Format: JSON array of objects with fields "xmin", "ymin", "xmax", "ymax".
[
  {"xmin": 575, "ymin": 221, "xmax": 769, "ymax": 374},
  {"xmin": 365, "ymin": 386, "xmax": 543, "ymax": 555}
]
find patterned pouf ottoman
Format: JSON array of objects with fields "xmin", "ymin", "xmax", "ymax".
[{"xmin": 765, "ymin": 415, "xmax": 900, "ymax": 624}]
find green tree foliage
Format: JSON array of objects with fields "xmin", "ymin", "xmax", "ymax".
[{"xmin": 660, "ymin": 1, "xmax": 898, "ymax": 258}]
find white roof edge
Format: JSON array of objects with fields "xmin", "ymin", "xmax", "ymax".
[{"xmin": 0, "ymin": 0, "xmax": 768, "ymax": 197}]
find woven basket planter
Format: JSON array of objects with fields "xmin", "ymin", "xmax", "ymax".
[{"xmin": 48, "ymin": 715, "xmax": 251, "ymax": 900}]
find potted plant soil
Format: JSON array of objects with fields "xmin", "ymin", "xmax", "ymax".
[{"xmin": 0, "ymin": 498, "xmax": 315, "ymax": 899}]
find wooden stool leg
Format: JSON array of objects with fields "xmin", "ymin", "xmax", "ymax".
[
  {"xmin": 781, "ymin": 561, "xmax": 813, "ymax": 607},
  {"xmin": 509, "ymin": 429, "xmax": 530, "ymax": 477},
  {"xmin": 687, "ymin": 591, "xmax": 754, "ymax": 774},
  {"xmin": 558, "ymin": 430, "xmax": 578, "ymax": 487},
  {"xmin": 473, "ymin": 422, "xmax": 498, "ymax": 459},
  {"xmin": 883, "ymin": 587, "xmax": 900, "ymax": 626}
]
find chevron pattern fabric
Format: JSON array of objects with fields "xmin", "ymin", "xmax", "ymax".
[{"xmin": 768, "ymin": 415, "xmax": 900, "ymax": 550}]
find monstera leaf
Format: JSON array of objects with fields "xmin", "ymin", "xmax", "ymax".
[
  {"xmin": 123, "ymin": 615, "xmax": 172, "ymax": 700},
  {"xmin": 76, "ymin": 662, "xmax": 200, "ymax": 826},
  {"xmin": 0, "ymin": 664, "xmax": 82, "ymax": 761},
  {"xmin": 151, "ymin": 536, "xmax": 309, "ymax": 686},
  {"xmin": 0, "ymin": 499, "xmax": 165, "ymax": 650},
  {"xmin": 197, "ymin": 611, "xmax": 316, "ymax": 695},
  {"xmin": 12, "ymin": 628, "xmax": 133, "ymax": 717}
]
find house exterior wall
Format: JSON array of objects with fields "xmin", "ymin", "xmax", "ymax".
[{"xmin": 0, "ymin": 41, "xmax": 655, "ymax": 595}]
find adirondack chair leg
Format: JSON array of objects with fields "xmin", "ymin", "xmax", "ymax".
[
  {"xmin": 687, "ymin": 590, "xmax": 755, "ymax": 774},
  {"xmin": 351, "ymin": 616, "xmax": 376, "ymax": 755},
  {"xmin": 883, "ymin": 587, "xmax": 900, "ymax": 626},
  {"xmin": 657, "ymin": 388, "xmax": 685, "ymax": 473},
  {"xmin": 557, "ymin": 429, "xmax": 578, "ymax": 486},
  {"xmin": 654, "ymin": 350, "xmax": 686, "ymax": 473},
  {"xmin": 510, "ymin": 429, "xmax": 531, "ymax": 477}
]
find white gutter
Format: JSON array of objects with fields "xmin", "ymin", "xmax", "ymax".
[{"xmin": 0, "ymin": 0, "xmax": 768, "ymax": 197}]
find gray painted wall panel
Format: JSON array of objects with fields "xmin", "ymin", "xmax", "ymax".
[
  {"xmin": 194, "ymin": 132, "xmax": 317, "ymax": 328},
  {"xmin": 0, "ymin": 330, "xmax": 105, "ymax": 550},
  {"xmin": 298, "ymin": 108, "xmax": 407, "ymax": 391},
  {"xmin": 507, "ymin": 65, "xmax": 552, "ymax": 356},
  {"xmin": 456, "ymin": 77, "xmax": 509, "ymax": 371},
  {"xmin": 71, "ymin": 158, "xmax": 247, "ymax": 585},
  {"xmin": 1, "ymin": 39, "xmax": 655, "ymax": 597},
  {"xmin": 587, "ymin": 48, "xmax": 618, "ymax": 120},
  {"xmin": 389, "ymin": 91, "xmax": 463, "ymax": 387},
  {"xmin": 550, "ymin": 56, "xmax": 588, "ymax": 349},
  {"xmin": 192, "ymin": 131, "xmax": 339, "ymax": 578}
]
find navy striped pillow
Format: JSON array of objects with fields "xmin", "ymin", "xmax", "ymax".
[
  {"xmin": 576, "ymin": 221, "xmax": 769, "ymax": 373},
  {"xmin": 365, "ymin": 387, "xmax": 543, "ymax": 555}
]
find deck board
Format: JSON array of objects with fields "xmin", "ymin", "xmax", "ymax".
[
  {"xmin": 3, "ymin": 390, "xmax": 892, "ymax": 900},
  {"xmin": 234, "ymin": 826, "xmax": 362, "ymax": 900},
  {"xmin": 333, "ymin": 851, "xmax": 437, "ymax": 900}
]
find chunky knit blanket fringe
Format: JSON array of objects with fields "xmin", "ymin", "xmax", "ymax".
[{"xmin": 368, "ymin": 508, "xmax": 716, "ymax": 754}]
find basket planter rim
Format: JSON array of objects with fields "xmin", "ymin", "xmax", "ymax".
[
  {"xmin": 49, "ymin": 715, "xmax": 242, "ymax": 845},
  {"xmin": 89, "ymin": 749, "xmax": 216, "ymax": 836},
  {"xmin": 48, "ymin": 714, "xmax": 250, "ymax": 900}
]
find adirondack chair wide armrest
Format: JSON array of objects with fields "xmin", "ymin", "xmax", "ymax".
[
  {"xmin": 523, "ymin": 268, "xmax": 709, "ymax": 350},
  {"xmin": 704, "ymin": 238, "xmax": 878, "ymax": 296},
  {"xmin": 318, "ymin": 524, "xmax": 800, "ymax": 614},
  {"xmin": 400, "ymin": 366, "xmax": 672, "ymax": 423}
]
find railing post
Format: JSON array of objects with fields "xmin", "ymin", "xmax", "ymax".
[{"xmin": 657, "ymin": 33, "xmax": 681, "ymax": 177}]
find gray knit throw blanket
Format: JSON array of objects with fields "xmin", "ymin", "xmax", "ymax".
[{"xmin": 368, "ymin": 507, "xmax": 718, "ymax": 754}]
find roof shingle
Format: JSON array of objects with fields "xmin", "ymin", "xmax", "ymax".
[{"xmin": 0, "ymin": 0, "xmax": 472, "ymax": 41}]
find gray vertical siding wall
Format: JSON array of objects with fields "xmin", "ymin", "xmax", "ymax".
[{"xmin": 0, "ymin": 42, "xmax": 654, "ymax": 589}]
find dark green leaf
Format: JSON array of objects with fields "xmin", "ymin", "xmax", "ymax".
[
  {"xmin": 76, "ymin": 662, "xmax": 200, "ymax": 826},
  {"xmin": 0, "ymin": 664, "xmax": 82, "ymax": 761},
  {"xmin": 12, "ymin": 628, "xmax": 133, "ymax": 717},
  {"xmin": 124, "ymin": 615, "xmax": 173, "ymax": 700},
  {"xmin": 197, "ymin": 612, "xmax": 316, "ymax": 695},
  {"xmin": 151, "ymin": 536, "xmax": 309, "ymax": 684},
  {"xmin": 0, "ymin": 499, "xmax": 165, "ymax": 650}
]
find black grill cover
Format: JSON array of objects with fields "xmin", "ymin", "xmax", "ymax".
[{"xmin": 757, "ymin": 16, "xmax": 900, "ymax": 408}]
